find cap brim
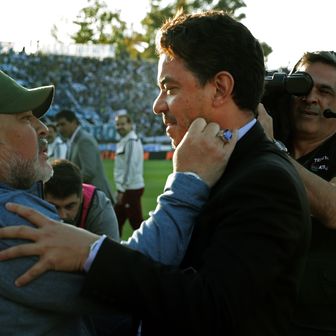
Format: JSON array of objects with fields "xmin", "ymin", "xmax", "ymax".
[
  {"xmin": 0, "ymin": 70, "xmax": 54, "ymax": 118},
  {"xmin": 27, "ymin": 86, "xmax": 55, "ymax": 118}
]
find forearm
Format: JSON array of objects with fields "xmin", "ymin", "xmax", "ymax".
[
  {"xmin": 122, "ymin": 172, "xmax": 209, "ymax": 265},
  {"xmin": 83, "ymin": 168, "xmax": 308, "ymax": 334},
  {"xmin": 291, "ymin": 158, "xmax": 336, "ymax": 227}
]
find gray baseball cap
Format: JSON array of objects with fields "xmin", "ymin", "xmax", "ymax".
[{"xmin": 0, "ymin": 70, "xmax": 54, "ymax": 118}]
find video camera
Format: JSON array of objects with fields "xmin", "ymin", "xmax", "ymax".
[
  {"xmin": 261, "ymin": 71, "xmax": 336, "ymax": 142},
  {"xmin": 262, "ymin": 71, "xmax": 314, "ymax": 128},
  {"xmin": 263, "ymin": 71, "xmax": 336, "ymax": 118},
  {"xmin": 261, "ymin": 71, "xmax": 312, "ymax": 143},
  {"xmin": 264, "ymin": 71, "xmax": 313, "ymax": 97}
]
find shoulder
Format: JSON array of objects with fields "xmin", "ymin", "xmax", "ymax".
[
  {"xmin": 0, "ymin": 192, "xmax": 59, "ymax": 228},
  {"xmin": 126, "ymin": 131, "xmax": 141, "ymax": 142},
  {"xmin": 91, "ymin": 189, "xmax": 111, "ymax": 207},
  {"xmin": 86, "ymin": 190, "xmax": 116, "ymax": 227},
  {"xmin": 251, "ymin": 151, "xmax": 299, "ymax": 182},
  {"xmin": 219, "ymin": 148, "xmax": 301, "ymax": 196},
  {"xmin": 55, "ymin": 136, "xmax": 65, "ymax": 144},
  {"xmin": 77, "ymin": 132, "xmax": 97, "ymax": 148}
]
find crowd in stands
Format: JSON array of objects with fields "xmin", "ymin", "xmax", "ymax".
[{"xmin": 0, "ymin": 46, "xmax": 166, "ymax": 143}]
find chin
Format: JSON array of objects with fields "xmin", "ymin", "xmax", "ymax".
[
  {"xmin": 37, "ymin": 161, "xmax": 53, "ymax": 183},
  {"xmin": 172, "ymin": 135, "xmax": 184, "ymax": 149},
  {"xmin": 171, "ymin": 139, "xmax": 179, "ymax": 149}
]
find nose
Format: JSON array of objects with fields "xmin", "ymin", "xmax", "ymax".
[
  {"xmin": 58, "ymin": 208, "xmax": 68, "ymax": 219},
  {"xmin": 300, "ymin": 86, "xmax": 318, "ymax": 104},
  {"xmin": 32, "ymin": 117, "xmax": 49, "ymax": 137},
  {"xmin": 153, "ymin": 92, "xmax": 168, "ymax": 115}
]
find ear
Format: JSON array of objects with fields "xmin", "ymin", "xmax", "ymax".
[{"xmin": 212, "ymin": 71, "xmax": 234, "ymax": 107}]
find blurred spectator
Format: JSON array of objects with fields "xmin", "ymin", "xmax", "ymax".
[
  {"xmin": 44, "ymin": 159, "xmax": 119, "ymax": 240},
  {"xmin": 55, "ymin": 109, "xmax": 115, "ymax": 204},
  {"xmin": 46, "ymin": 123, "xmax": 67, "ymax": 161},
  {"xmin": 0, "ymin": 50, "xmax": 163, "ymax": 140},
  {"xmin": 114, "ymin": 114, "xmax": 144, "ymax": 234}
]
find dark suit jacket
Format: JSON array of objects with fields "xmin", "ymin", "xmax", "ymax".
[
  {"xmin": 67, "ymin": 127, "xmax": 114, "ymax": 203},
  {"xmin": 83, "ymin": 122, "xmax": 311, "ymax": 336}
]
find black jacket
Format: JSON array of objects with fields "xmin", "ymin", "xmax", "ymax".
[{"xmin": 83, "ymin": 122, "xmax": 311, "ymax": 336}]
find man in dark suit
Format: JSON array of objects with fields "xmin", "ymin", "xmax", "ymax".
[
  {"xmin": 0, "ymin": 11, "xmax": 311, "ymax": 336},
  {"xmin": 55, "ymin": 109, "xmax": 115, "ymax": 203}
]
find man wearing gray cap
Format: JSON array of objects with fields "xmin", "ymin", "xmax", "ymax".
[
  {"xmin": 0, "ymin": 70, "xmax": 108, "ymax": 335},
  {"xmin": 0, "ymin": 70, "xmax": 235, "ymax": 335}
]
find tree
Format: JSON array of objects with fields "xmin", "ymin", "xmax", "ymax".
[
  {"xmin": 71, "ymin": 0, "xmax": 137, "ymax": 57},
  {"xmin": 260, "ymin": 42, "xmax": 273, "ymax": 66},
  {"xmin": 69, "ymin": 0, "xmax": 272, "ymax": 60}
]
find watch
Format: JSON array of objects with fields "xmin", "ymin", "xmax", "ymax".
[{"xmin": 273, "ymin": 139, "xmax": 288, "ymax": 154}]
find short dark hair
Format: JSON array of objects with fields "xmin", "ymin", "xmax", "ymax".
[
  {"xmin": 116, "ymin": 114, "xmax": 132, "ymax": 124},
  {"xmin": 292, "ymin": 51, "xmax": 336, "ymax": 73},
  {"xmin": 44, "ymin": 159, "xmax": 82, "ymax": 198},
  {"xmin": 55, "ymin": 109, "xmax": 79, "ymax": 124},
  {"xmin": 156, "ymin": 10, "xmax": 265, "ymax": 112}
]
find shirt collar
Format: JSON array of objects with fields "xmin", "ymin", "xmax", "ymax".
[
  {"xmin": 237, "ymin": 118, "xmax": 256, "ymax": 141},
  {"xmin": 0, "ymin": 181, "xmax": 43, "ymax": 197},
  {"xmin": 67, "ymin": 125, "xmax": 81, "ymax": 146}
]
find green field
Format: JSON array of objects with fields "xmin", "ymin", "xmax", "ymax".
[{"xmin": 103, "ymin": 159, "xmax": 173, "ymax": 240}]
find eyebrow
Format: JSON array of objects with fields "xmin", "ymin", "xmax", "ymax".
[
  {"xmin": 318, "ymin": 83, "xmax": 336, "ymax": 94},
  {"xmin": 17, "ymin": 111, "xmax": 33, "ymax": 116},
  {"xmin": 15, "ymin": 111, "xmax": 34, "ymax": 119},
  {"xmin": 158, "ymin": 76, "xmax": 177, "ymax": 87},
  {"xmin": 158, "ymin": 76, "xmax": 169, "ymax": 87}
]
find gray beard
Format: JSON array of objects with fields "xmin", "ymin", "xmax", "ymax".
[{"xmin": 1, "ymin": 151, "xmax": 52, "ymax": 190}]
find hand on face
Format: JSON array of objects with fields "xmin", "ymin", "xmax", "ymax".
[
  {"xmin": 173, "ymin": 118, "xmax": 238, "ymax": 187},
  {"xmin": 0, "ymin": 203, "xmax": 99, "ymax": 286}
]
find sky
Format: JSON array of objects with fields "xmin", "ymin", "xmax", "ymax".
[{"xmin": 0, "ymin": 0, "xmax": 334, "ymax": 70}]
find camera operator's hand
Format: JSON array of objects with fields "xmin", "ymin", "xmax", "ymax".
[{"xmin": 257, "ymin": 103, "xmax": 274, "ymax": 140}]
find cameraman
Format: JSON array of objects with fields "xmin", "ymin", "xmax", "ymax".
[{"xmin": 259, "ymin": 50, "xmax": 336, "ymax": 336}]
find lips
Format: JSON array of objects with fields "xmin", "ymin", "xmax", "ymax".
[
  {"xmin": 164, "ymin": 121, "xmax": 176, "ymax": 136},
  {"xmin": 163, "ymin": 115, "xmax": 176, "ymax": 127},
  {"xmin": 165, "ymin": 124, "xmax": 175, "ymax": 136},
  {"xmin": 298, "ymin": 105, "xmax": 320, "ymax": 117},
  {"xmin": 39, "ymin": 138, "xmax": 48, "ymax": 155},
  {"xmin": 301, "ymin": 111, "xmax": 319, "ymax": 118}
]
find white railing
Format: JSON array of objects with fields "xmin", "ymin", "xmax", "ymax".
[{"xmin": 0, "ymin": 41, "xmax": 115, "ymax": 59}]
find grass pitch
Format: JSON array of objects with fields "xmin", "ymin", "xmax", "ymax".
[{"xmin": 103, "ymin": 159, "xmax": 173, "ymax": 240}]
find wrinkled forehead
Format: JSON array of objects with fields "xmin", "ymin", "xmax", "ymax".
[
  {"xmin": 56, "ymin": 118, "xmax": 70, "ymax": 126},
  {"xmin": 116, "ymin": 116, "xmax": 130, "ymax": 125},
  {"xmin": 45, "ymin": 192, "xmax": 82, "ymax": 205}
]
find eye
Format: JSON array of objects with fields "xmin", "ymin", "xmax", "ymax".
[
  {"xmin": 318, "ymin": 85, "xmax": 336, "ymax": 97},
  {"xmin": 165, "ymin": 86, "xmax": 176, "ymax": 95},
  {"xmin": 320, "ymin": 89, "xmax": 334, "ymax": 96},
  {"xmin": 65, "ymin": 203, "xmax": 77, "ymax": 211},
  {"xmin": 21, "ymin": 114, "xmax": 33, "ymax": 122}
]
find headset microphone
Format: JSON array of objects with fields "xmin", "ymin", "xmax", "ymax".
[{"xmin": 323, "ymin": 109, "xmax": 336, "ymax": 118}]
